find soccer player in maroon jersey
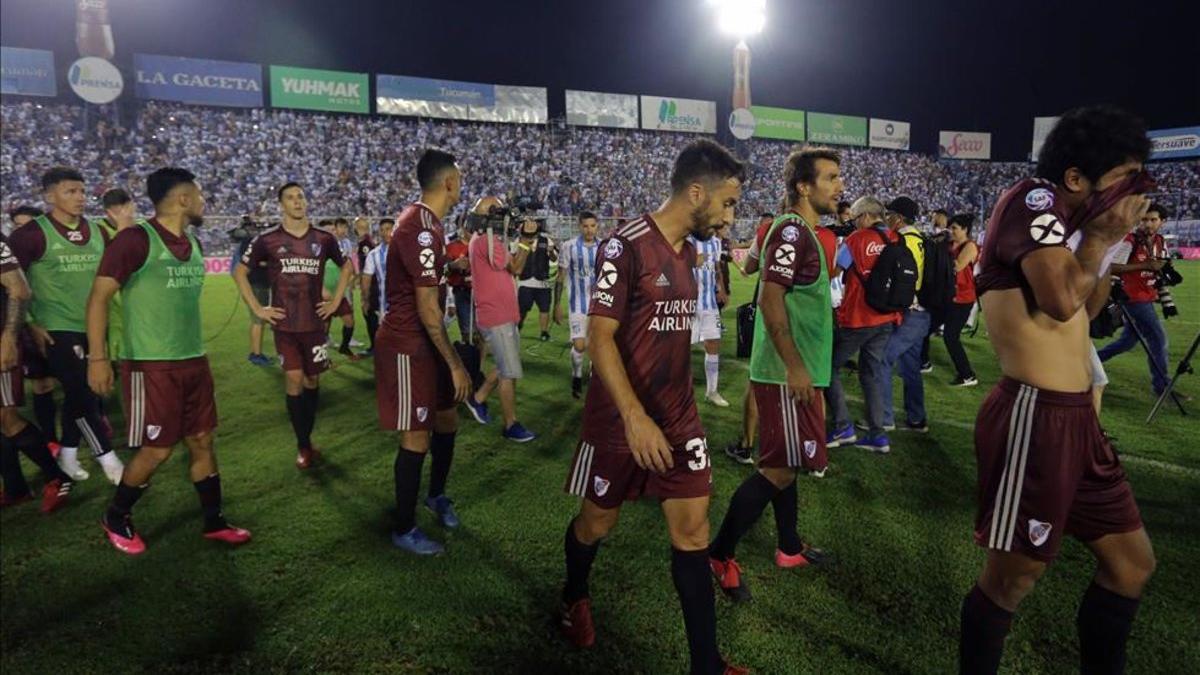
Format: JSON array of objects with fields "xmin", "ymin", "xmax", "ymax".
[
  {"xmin": 559, "ymin": 140, "xmax": 748, "ymax": 675},
  {"xmin": 374, "ymin": 149, "xmax": 472, "ymax": 555},
  {"xmin": 959, "ymin": 107, "xmax": 1156, "ymax": 674},
  {"xmin": 1, "ymin": 233, "xmax": 74, "ymax": 512},
  {"xmin": 234, "ymin": 183, "xmax": 354, "ymax": 469}
]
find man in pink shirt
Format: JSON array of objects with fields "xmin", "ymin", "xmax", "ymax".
[{"xmin": 464, "ymin": 197, "xmax": 537, "ymax": 443}]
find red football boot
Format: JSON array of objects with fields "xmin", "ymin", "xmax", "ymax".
[
  {"xmin": 560, "ymin": 597, "xmax": 596, "ymax": 648},
  {"xmin": 723, "ymin": 662, "xmax": 751, "ymax": 674},
  {"xmin": 709, "ymin": 557, "xmax": 752, "ymax": 602},
  {"xmin": 296, "ymin": 446, "xmax": 323, "ymax": 469},
  {"xmin": 203, "ymin": 525, "xmax": 252, "ymax": 546},
  {"xmin": 40, "ymin": 479, "xmax": 73, "ymax": 513},
  {"xmin": 101, "ymin": 515, "xmax": 146, "ymax": 555}
]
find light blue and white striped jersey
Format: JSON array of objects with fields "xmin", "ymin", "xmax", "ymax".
[
  {"xmin": 689, "ymin": 235, "xmax": 721, "ymax": 311},
  {"xmin": 559, "ymin": 235, "xmax": 599, "ymax": 314},
  {"xmin": 364, "ymin": 242, "xmax": 389, "ymax": 314}
]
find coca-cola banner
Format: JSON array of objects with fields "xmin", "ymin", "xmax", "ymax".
[{"xmin": 938, "ymin": 130, "xmax": 992, "ymax": 160}]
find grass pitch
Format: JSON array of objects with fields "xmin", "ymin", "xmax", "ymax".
[{"xmin": 2, "ymin": 263, "xmax": 1198, "ymax": 674}]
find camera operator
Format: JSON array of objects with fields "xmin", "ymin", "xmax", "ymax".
[
  {"xmin": 514, "ymin": 217, "xmax": 558, "ymax": 342},
  {"xmin": 230, "ymin": 215, "xmax": 273, "ymax": 366},
  {"xmin": 1098, "ymin": 202, "xmax": 1172, "ymax": 396},
  {"xmin": 463, "ymin": 197, "xmax": 537, "ymax": 442}
]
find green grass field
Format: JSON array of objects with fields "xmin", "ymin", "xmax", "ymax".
[{"xmin": 3, "ymin": 262, "xmax": 1198, "ymax": 674}]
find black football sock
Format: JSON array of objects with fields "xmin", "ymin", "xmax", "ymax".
[
  {"xmin": 427, "ymin": 431, "xmax": 455, "ymax": 499},
  {"xmin": 563, "ymin": 519, "xmax": 600, "ymax": 604},
  {"xmin": 341, "ymin": 325, "xmax": 354, "ymax": 351},
  {"xmin": 302, "ymin": 387, "xmax": 320, "ymax": 445},
  {"xmin": 106, "ymin": 481, "xmax": 147, "ymax": 529},
  {"xmin": 771, "ymin": 479, "xmax": 803, "ymax": 555},
  {"xmin": 286, "ymin": 394, "xmax": 310, "ymax": 448},
  {"xmin": 193, "ymin": 473, "xmax": 228, "ymax": 531},
  {"xmin": 710, "ymin": 471, "xmax": 778, "ymax": 562},
  {"xmin": 959, "ymin": 584, "xmax": 1013, "ymax": 675},
  {"xmin": 32, "ymin": 392, "xmax": 58, "ymax": 443},
  {"xmin": 0, "ymin": 436, "xmax": 31, "ymax": 497},
  {"xmin": 670, "ymin": 547, "xmax": 724, "ymax": 675},
  {"xmin": 1077, "ymin": 582, "xmax": 1141, "ymax": 675},
  {"xmin": 11, "ymin": 424, "xmax": 71, "ymax": 483},
  {"xmin": 393, "ymin": 448, "xmax": 426, "ymax": 534}
]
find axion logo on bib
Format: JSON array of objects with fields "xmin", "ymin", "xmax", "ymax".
[
  {"xmin": 419, "ymin": 249, "xmax": 435, "ymax": 268},
  {"xmin": 596, "ymin": 261, "xmax": 618, "ymax": 290},
  {"xmin": 1029, "ymin": 214, "xmax": 1066, "ymax": 245},
  {"xmin": 775, "ymin": 243, "xmax": 796, "ymax": 265}
]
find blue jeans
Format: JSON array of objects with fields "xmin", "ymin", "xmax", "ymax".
[
  {"xmin": 881, "ymin": 309, "xmax": 930, "ymax": 426},
  {"xmin": 827, "ymin": 323, "xmax": 894, "ymax": 437},
  {"xmin": 1097, "ymin": 301, "xmax": 1169, "ymax": 393}
]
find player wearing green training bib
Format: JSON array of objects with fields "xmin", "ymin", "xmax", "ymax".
[
  {"xmin": 87, "ymin": 167, "xmax": 250, "ymax": 556},
  {"xmin": 7, "ymin": 166, "xmax": 123, "ymax": 484},
  {"xmin": 321, "ymin": 219, "xmax": 359, "ymax": 360},
  {"xmin": 709, "ymin": 148, "xmax": 844, "ymax": 603}
]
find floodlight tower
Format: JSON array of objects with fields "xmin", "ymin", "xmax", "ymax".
[{"xmin": 713, "ymin": 0, "xmax": 765, "ymax": 149}]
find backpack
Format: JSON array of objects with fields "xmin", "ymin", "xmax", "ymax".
[
  {"xmin": 855, "ymin": 228, "xmax": 918, "ymax": 313},
  {"xmin": 736, "ymin": 297, "xmax": 756, "ymax": 358},
  {"xmin": 913, "ymin": 233, "xmax": 956, "ymax": 311}
]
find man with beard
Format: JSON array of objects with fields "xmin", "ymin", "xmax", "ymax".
[
  {"xmin": 559, "ymin": 140, "xmax": 748, "ymax": 675},
  {"xmin": 87, "ymin": 168, "xmax": 250, "ymax": 554}
]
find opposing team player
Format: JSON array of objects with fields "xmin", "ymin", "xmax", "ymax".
[
  {"xmin": 375, "ymin": 149, "xmax": 472, "ymax": 555},
  {"xmin": 8, "ymin": 167, "xmax": 123, "ymax": 483},
  {"xmin": 559, "ymin": 140, "xmax": 747, "ymax": 675},
  {"xmin": 234, "ymin": 183, "xmax": 354, "ymax": 469},
  {"xmin": 690, "ymin": 223, "xmax": 729, "ymax": 407},
  {"xmin": 709, "ymin": 148, "xmax": 840, "ymax": 602},
  {"xmin": 554, "ymin": 211, "xmax": 600, "ymax": 398},
  {"xmin": 959, "ymin": 106, "xmax": 1157, "ymax": 674},
  {"xmin": 1, "ymin": 233, "xmax": 74, "ymax": 511},
  {"xmin": 87, "ymin": 168, "xmax": 250, "ymax": 554}
]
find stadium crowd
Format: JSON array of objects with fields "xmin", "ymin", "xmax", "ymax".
[{"xmin": 3, "ymin": 99, "xmax": 1199, "ymax": 254}]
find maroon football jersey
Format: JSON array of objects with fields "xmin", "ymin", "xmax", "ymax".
[
  {"xmin": 583, "ymin": 215, "xmax": 705, "ymax": 448},
  {"xmin": 243, "ymin": 225, "xmax": 345, "ymax": 333},
  {"xmin": 975, "ymin": 178, "xmax": 1078, "ymax": 296},
  {"xmin": 0, "ymin": 234, "xmax": 19, "ymax": 328},
  {"xmin": 379, "ymin": 202, "xmax": 446, "ymax": 345}
]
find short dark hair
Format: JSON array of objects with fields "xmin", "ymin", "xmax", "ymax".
[
  {"xmin": 317, "ymin": 219, "xmax": 333, "ymax": 229},
  {"xmin": 836, "ymin": 202, "xmax": 851, "ymax": 213},
  {"xmin": 1035, "ymin": 105, "xmax": 1151, "ymax": 185},
  {"xmin": 146, "ymin": 167, "xmax": 196, "ymax": 206},
  {"xmin": 277, "ymin": 181, "xmax": 303, "ymax": 201},
  {"xmin": 783, "ymin": 146, "xmax": 841, "ymax": 206},
  {"xmin": 101, "ymin": 188, "xmax": 132, "ymax": 209},
  {"xmin": 333, "ymin": 217, "xmax": 349, "ymax": 228},
  {"xmin": 1146, "ymin": 203, "xmax": 1170, "ymax": 220},
  {"xmin": 379, "ymin": 217, "xmax": 395, "ymax": 227},
  {"xmin": 8, "ymin": 205, "xmax": 43, "ymax": 221},
  {"xmin": 578, "ymin": 211, "xmax": 597, "ymax": 222},
  {"xmin": 949, "ymin": 213, "xmax": 976, "ymax": 235},
  {"xmin": 669, "ymin": 139, "xmax": 745, "ymax": 194},
  {"xmin": 416, "ymin": 149, "xmax": 458, "ymax": 191},
  {"xmin": 41, "ymin": 166, "xmax": 84, "ymax": 190}
]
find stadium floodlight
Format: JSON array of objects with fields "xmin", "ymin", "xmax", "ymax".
[{"xmin": 711, "ymin": 0, "xmax": 766, "ymax": 37}]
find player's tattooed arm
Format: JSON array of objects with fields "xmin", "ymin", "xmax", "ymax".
[
  {"xmin": 85, "ymin": 276, "xmax": 120, "ymax": 396},
  {"xmin": 0, "ymin": 268, "xmax": 31, "ymax": 372},
  {"xmin": 415, "ymin": 285, "xmax": 472, "ymax": 402},
  {"xmin": 588, "ymin": 316, "xmax": 674, "ymax": 473}
]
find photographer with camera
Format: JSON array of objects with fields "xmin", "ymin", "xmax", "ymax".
[
  {"xmin": 230, "ymin": 215, "xmax": 273, "ymax": 366},
  {"xmin": 462, "ymin": 197, "xmax": 538, "ymax": 443},
  {"xmin": 1098, "ymin": 202, "xmax": 1173, "ymax": 396},
  {"xmin": 515, "ymin": 216, "xmax": 558, "ymax": 342}
]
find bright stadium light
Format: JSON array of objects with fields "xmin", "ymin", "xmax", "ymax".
[{"xmin": 711, "ymin": 0, "xmax": 766, "ymax": 37}]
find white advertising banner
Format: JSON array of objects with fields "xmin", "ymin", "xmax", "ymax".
[
  {"xmin": 639, "ymin": 95, "xmax": 717, "ymax": 133},
  {"xmin": 869, "ymin": 118, "xmax": 910, "ymax": 150},
  {"xmin": 938, "ymin": 130, "xmax": 992, "ymax": 160},
  {"xmin": 565, "ymin": 89, "xmax": 638, "ymax": 129},
  {"xmin": 1031, "ymin": 116, "xmax": 1060, "ymax": 160}
]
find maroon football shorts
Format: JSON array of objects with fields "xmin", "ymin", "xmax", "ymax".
[
  {"xmin": 335, "ymin": 298, "xmax": 352, "ymax": 319},
  {"xmin": 973, "ymin": 377, "xmax": 1142, "ymax": 563},
  {"xmin": 274, "ymin": 330, "xmax": 331, "ymax": 376},
  {"xmin": 753, "ymin": 382, "xmax": 827, "ymax": 472},
  {"xmin": 564, "ymin": 435, "xmax": 713, "ymax": 509},
  {"xmin": 0, "ymin": 365, "xmax": 23, "ymax": 408},
  {"xmin": 374, "ymin": 330, "xmax": 454, "ymax": 431},
  {"xmin": 122, "ymin": 357, "xmax": 218, "ymax": 448}
]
